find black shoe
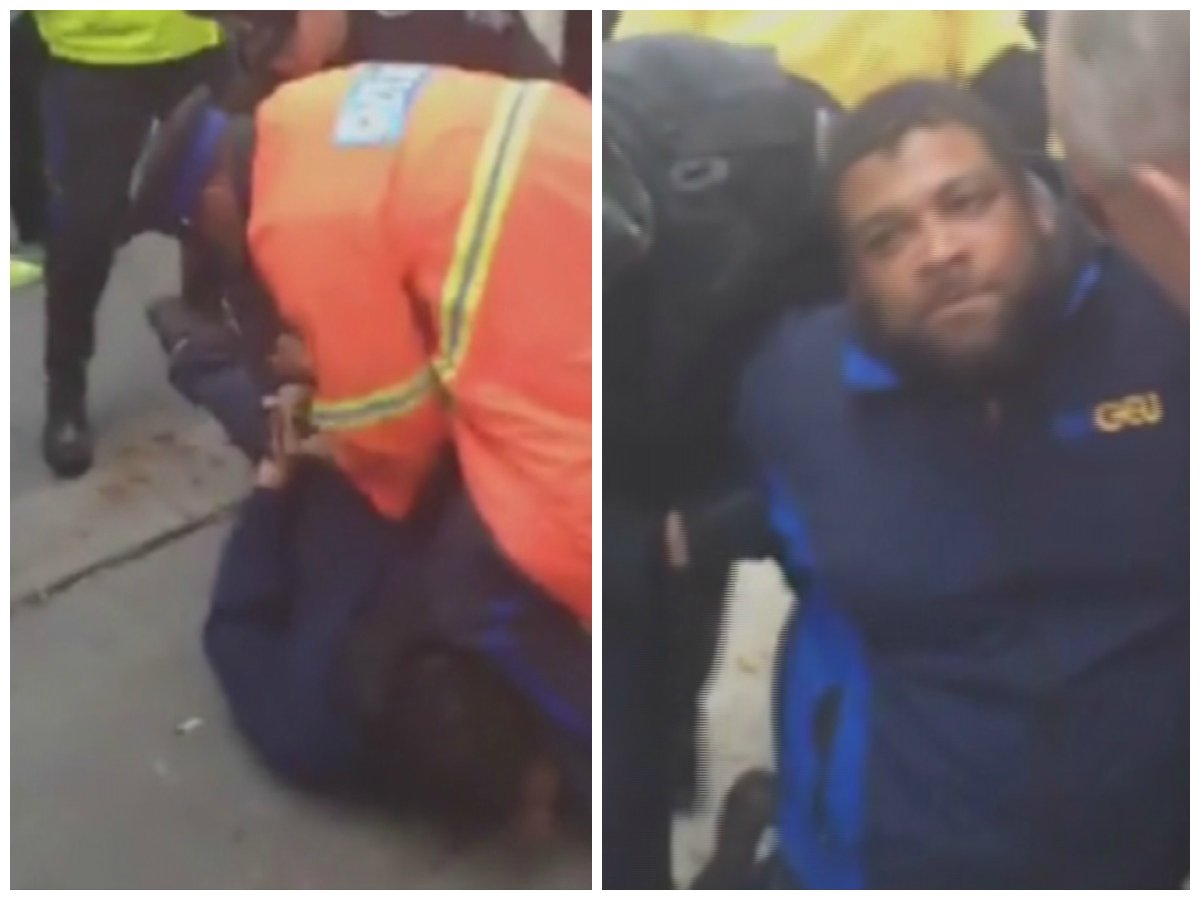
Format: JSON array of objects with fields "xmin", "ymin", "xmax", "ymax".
[
  {"xmin": 712, "ymin": 768, "xmax": 776, "ymax": 862},
  {"xmin": 690, "ymin": 768, "xmax": 777, "ymax": 889},
  {"xmin": 42, "ymin": 392, "xmax": 93, "ymax": 479}
]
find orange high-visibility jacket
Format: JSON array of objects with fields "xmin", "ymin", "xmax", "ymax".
[{"xmin": 248, "ymin": 64, "xmax": 592, "ymax": 624}]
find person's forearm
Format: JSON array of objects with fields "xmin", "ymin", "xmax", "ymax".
[
  {"xmin": 149, "ymin": 294, "xmax": 271, "ymax": 461},
  {"xmin": 170, "ymin": 362, "xmax": 268, "ymax": 461},
  {"xmin": 272, "ymin": 10, "xmax": 347, "ymax": 77}
]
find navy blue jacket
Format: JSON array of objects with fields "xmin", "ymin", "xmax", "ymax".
[
  {"xmin": 738, "ymin": 246, "xmax": 1188, "ymax": 888},
  {"xmin": 175, "ymin": 354, "xmax": 591, "ymax": 801},
  {"xmin": 206, "ymin": 463, "xmax": 592, "ymax": 802},
  {"xmin": 205, "ymin": 468, "xmax": 416, "ymax": 786}
]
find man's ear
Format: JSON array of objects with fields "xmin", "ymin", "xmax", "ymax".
[{"xmin": 1132, "ymin": 163, "xmax": 1190, "ymax": 234}]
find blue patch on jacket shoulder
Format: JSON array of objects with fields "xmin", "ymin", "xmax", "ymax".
[{"xmin": 333, "ymin": 64, "xmax": 431, "ymax": 148}]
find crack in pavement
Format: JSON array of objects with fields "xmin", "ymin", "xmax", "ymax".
[
  {"xmin": 11, "ymin": 412, "xmax": 251, "ymax": 609},
  {"xmin": 12, "ymin": 506, "xmax": 235, "ymax": 612}
]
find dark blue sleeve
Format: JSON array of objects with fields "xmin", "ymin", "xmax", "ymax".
[
  {"xmin": 203, "ymin": 485, "xmax": 363, "ymax": 786},
  {"xmin": 734, "ymin": 325, "xmax": 775, "ymax": 471},
  {"xmin": 475, "ymin": 590, "xmax": 592, "ymax": 783},
  {"xmin": 208, "ymin": 487, "xmax": 289, "ymax": 613},
  {"xmin": 732, "ymin": 322, "xmax": 810, "ymax": 593},
  {"xmin": 168, "ymin": 355, "xmax": 268, "ymax": 462}
]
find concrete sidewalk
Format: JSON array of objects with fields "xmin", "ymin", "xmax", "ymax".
[
  {"xmin": 11, "ymin": 522, "xmax": 590, "ymax": 890},
  {"xmin": 11, "ymin": 411, "xmax": 248, "ymax": 606},
  {"xmin": 10, "ymin": 235, "xmax": 189, "ymax": 501},
  {"xmin": 671, "ymin": 562, "xmax": 792, "ymax": 885}
]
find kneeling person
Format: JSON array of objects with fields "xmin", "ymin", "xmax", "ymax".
[
  {"xmin": 149, "ymin": 298, "xmax": 590, "ymax": 835},
  {"xmin": 731, "ymin": 82, "xmax": 1187, "ymax": 888},
  {"xmin": 131, "ymin": 62, "xmax": 592, "ymax": 628}
]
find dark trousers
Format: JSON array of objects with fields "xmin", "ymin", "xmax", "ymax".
[
  {"xmin": 602, "ymin": 503, "xmax": 677, "ymax": 889},
  {"xmin": 40, "ymin": 47, "xmax": 230, "ymax": 393},
  {"xmin": 11, "ymin": 14, "xmax": 48, "ymax": 244}
]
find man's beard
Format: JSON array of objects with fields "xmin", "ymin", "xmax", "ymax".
[{"xmin": 851, "ymin": 242, "xmax": 1055, "ymax": 396}]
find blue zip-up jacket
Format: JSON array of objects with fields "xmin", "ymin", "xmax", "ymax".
[{"xmin": 737, "ymin": 245, "xmax": 1188, "ymax": 888}]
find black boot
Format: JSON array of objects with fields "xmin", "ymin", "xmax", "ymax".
[
  {"xmin": 690, "ymin": 769, "xmax": 777, "ymax": 889},
  {"xmin": 42, "ymin": 378, "xmax": 93, "ymax": 479}
]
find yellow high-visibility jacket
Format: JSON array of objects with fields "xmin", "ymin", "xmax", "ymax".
[
  {"xmin": 614, "ymin": 11, "xmax": 1033, "ymax": 108},
  {"xmin": 34, "ymin": 11, "xmax": 221, "ymax": 66}
]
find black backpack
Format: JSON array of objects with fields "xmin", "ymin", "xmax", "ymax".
[{"xmin": 603, "ymin": 36, "xmax": 843, "ymax": 506}]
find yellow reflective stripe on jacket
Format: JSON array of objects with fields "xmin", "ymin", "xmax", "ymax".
[
  {"xmin": 311, "ymin": 368, "xmax": 435, "ymax": 432},
  {"xmin": 434, "ymin": 81, "xmax": 548, "ymax": 384}
]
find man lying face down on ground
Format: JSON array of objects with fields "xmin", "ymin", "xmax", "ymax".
[{"xmin": 145, "ymin": 296, "xmax": 590, "ymax": 842}]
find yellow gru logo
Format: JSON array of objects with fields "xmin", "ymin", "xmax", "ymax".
[{"xmin": 1093, "ymin": 392, "xmax": 1163, "ymax": 433}]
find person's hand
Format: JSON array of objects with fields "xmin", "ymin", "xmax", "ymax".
[
  {"xmin": 274, "ymin": 383, "xmax": 311, "ymax": 457},
  {"xmin": 295, "ymin": 430, "xmax": 333, "ymax": 461},
  {"xmin": 269, "ymin": 11, "xmax": 348, "ymax": 77},
  {"xmin": 257, "ymin": 384, "xmax": 329, "ymax": 489},
  {"xmin": 254, "ymin": 455, "xmax": 290, "ymax": 490},
  {"xmin": 268, "ymin": 334, "xmax": 314, "ymax": 385},
  {"xmin": 257, "ymin": 394, "xmax": 293, "ymax": 489}
]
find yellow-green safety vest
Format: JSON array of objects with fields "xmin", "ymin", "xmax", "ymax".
[{"xmin": 33, "ymin": 11, "xmax": 221, "ymax": 66}]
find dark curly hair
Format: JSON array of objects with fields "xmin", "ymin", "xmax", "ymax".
[
  {"xmin": 366, "ymin": 645, "xmax": 550, "ymax": 834},
  {"xmin": 823, "ymin": 79, "xmax": 1035, "ymax": 237}
]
